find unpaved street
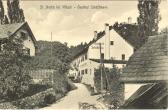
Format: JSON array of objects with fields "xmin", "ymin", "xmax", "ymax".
[{"xmin": 41, "ymin": 83, "xmax": 106, "ymax": 110}]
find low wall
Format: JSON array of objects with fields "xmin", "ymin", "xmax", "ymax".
[
  {"xmin": 13, "ymin": 88, "xmax": 64, "ymax": 109},
  {"xmin": 0, "ymin": 88, "xmax": 64, "ymax": 109},
  {"xmin": 0, "ymin": 102, "xmax": 18, "ymax": 109}
]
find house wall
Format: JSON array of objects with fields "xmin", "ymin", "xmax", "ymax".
[
  {"xmin": 15, "ymin": 28, "xmax": 36, "ymax": 56},
  {"xmin": 69, "ymin": 53, "xmax": 88, "ymax": 79},
  {"xmin": 109, "ymin": 29, "xmax": 133, "ymax": 61},
  {"xmin": 88, "ymin": 26, "xmax": 133, "ymax": 61}
]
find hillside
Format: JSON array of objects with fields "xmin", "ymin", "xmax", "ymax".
[
  {"xmin": 69, "ymin": 42, "xmax": 87, "ymax": 58},
  {"xmin": 29, "ymin": 41, "xmax": 72, "ymax": 74}
]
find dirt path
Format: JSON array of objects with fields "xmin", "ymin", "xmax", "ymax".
[{"xmin": 41, "ymin": 83, "xmax": 106, "ymax": 110}]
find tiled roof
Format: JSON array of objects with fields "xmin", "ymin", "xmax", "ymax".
[
  {"xmin": 0, "ymin": 22, "xmax": 25, "ymax": 39},
  {"xmin": 73, "ymin": 23, "xmax": 139, "ymax": 60},
  {"xmin": 113, "ymin": 23, "xmax": 139, "ymax": 49},
  {"xmin": 73, "ymin": 31, "xmax": 105, "ymax": 59},
  {"xmin": 121, "ymin": 34, "xmax": 168, "ymax": 82},
  {"xmin": 0, "ymin": 22, "xmax": 37, "ymax": 48}
]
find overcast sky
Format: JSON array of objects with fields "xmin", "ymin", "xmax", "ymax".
[{"xmin": 4, "ymin": 0, "xmax": 168, "ymax": 46}]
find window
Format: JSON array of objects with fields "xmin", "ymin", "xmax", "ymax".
[
  {"xmin": 81, "ymin": 70, "xmax": 84, "ymax": 75},
  {"xmin": 23, "ymin": 48, "xmax": 30, "ymax": 55},
  {"xmin": 27, "ymin": 49, "xmax": 30, "ymax": 55},
  {"xmin": 85, "ymin": 69, "xmax": 88, "ymax": 74},
  {"xmin": 110, "ymin": 41, "xmax": 114, "ymax": 45},
  {"xmin": 21, "ymin": 32, "xmax": 26, "ymax": 37},
  {"xmin": 122, "ymin": 54, "xmax": 125, "ymax": 60},
  {"xmin": 0, "ymin": 43, "xmax": 2, "ymax": 51},
  {"xmin": 101, "ymin": 53, "xmax": 104, "ymax": 59},
  {"xmin": 20, "ymin": 32, "xmax": 28, "ymax": 40}
]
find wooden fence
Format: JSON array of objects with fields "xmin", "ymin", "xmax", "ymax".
[{"xmin": 29, "ymin": 69, "xmax": 55, "ymax": 81}]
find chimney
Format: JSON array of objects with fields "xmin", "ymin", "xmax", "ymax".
[
  {"xmin": 105, "ymin": 23, "xmax": 109, "ymax": 28},
  {"xmin": 94, "ymin": 31, "xmax": 97, "ymax": 40},
  {"xmin": 104, "ymin": 23, "xmax": 110, "ymax": 60},
  {"xmin": 128, "ymin": 17, "xmax": 132, "ymax": 24}
]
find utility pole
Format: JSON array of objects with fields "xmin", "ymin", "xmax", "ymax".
[
  {"xmin": 99, "ymin": 43, "xmax": 103, "ymax": 93},
  {"xmin": 51, "ymin": 32, "xmax": 53, "ymax": 57},
  {"xmin": 50, "ymin": 32, "xmax": 53, "ymax": 85}
]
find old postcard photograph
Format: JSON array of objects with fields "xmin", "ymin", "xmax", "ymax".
[{"xmin": 0, "ymin": 0, "xmax": 167, "ymax": 109}]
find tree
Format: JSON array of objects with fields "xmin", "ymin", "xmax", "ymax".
[
  {"xmin": 94, "ymin": 65, "xmax": 124, "ymax": 109},
  {"xmin": 161, "ymin": 27, "xmax": 168, "ymax": 34},
  {"xmin": 4, "ymin": 15, "xmax": 9, "ymax": 24},
  {"xmin": 7, "ymin": 0, "xmax": 25, "ymax": 23},
  {"xmin": 0, "ymin": 0, "xmax": 4, "ymax": 24},
  {"xmin": 0, "ymin": 35, "xmax": 31, "ymax": 100},
  {"xmin": 69, "ymin": 42, "xmax": 87, "ymax": 58},
  {"xmin": 29, "ymin": 41, "xmax": 72, "ymax": 74},
  {"xmin": 137, "ymin": 0, "xmax": 160, "ymax": 48}
]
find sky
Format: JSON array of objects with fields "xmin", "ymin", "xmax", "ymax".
[{"xmin": 3, "ymin": 0, "xmax": 168, "ymax": 46}]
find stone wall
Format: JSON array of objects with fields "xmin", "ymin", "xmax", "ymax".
[
  {"xmin": 0, "ymin": 88, "xmax": 64, "ymax": 109},
  {"xmin": 0, "ymin": 102, "xmax": 18, "ymax": 109}
]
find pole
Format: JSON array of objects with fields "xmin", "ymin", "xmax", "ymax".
[
  {"xmin": 51, "ymin": 32, "xmax": 52, "ymax": 57},
  {"xmin": 51, "ymin": 32, "xmax": 53, "ymax": 85},
  {"xmin": 100, "ymin": 43, "xmax": 103, "ymax": 93}
]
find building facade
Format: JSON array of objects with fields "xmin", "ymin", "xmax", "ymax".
[
  {"xmin": 69, "ymin": 23, "xmax": 135, "ymax": 88},
  {"xmin": 0, "ymin": 22, "xmax": 37, "ymax": 56}
]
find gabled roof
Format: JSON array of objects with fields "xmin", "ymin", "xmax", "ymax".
[
  {"xmin": 73, "ymin": 30, "xmax": 105, "ymax": 59},
  {"xmin": 113, "ymin": 23, "xmax": 139, "ymax": 49},
  {"xmin": 73, "ymin": 23, "xmax": 139, "ymax": 60},
  {"xmin": 121, "ymin": 34, "xmax": 168, "ymax": 83},
  {"xmin": 0, "ymin": 22, "xmax": 37, "ymax": 47},
  {"xmin": 0, "ymin": 23, "xmax": 25, "ymax": 39}
]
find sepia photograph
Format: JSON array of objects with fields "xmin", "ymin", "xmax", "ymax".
[{"xmin": 0, "ymin": 0, "xmax": 167, "ymax": 109}]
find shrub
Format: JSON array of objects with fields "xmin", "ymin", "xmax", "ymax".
[
  {"xmin": 0, "ymin": 36, "xmax": 31, "ymax": 101},
  {"xmin": 52, "ymin": 71, "xmax": 76, "ymax": 94},
  {"xmin": 67, "ymin": 79, "xmax": 77, "ymax": 91},
  {"xmin": 13, "ymin": 88, "xmax": 56, "ymax": 109},
  {"xmin": 23, "ymin": 84, "xmax": 52, "ymax": 98},
  {"xmin": 43, "ymin": 94, "xmax": 56, "ymax": 105},
  {"xmin": 94, "ymin": 65, "xmax": 124, "ymax": 108}
]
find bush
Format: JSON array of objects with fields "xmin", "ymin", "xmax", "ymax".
[
  {"xmin": 23, "ymin": 84, "xmax": 52, "ymax": 98},
  {"xmin": 13, "ymin": 88, "xmax": 56, "ymax": 109},
  {"xmin": 0, "ymin": 36, "xmax": 32, "ymax": 101},
  {"xmin": 94, "ymin": 65, "xmax": 124, "ymax": 108},
  {"xmin": 52, "ymin": 71, "xmax": 77, "ymax": 94},
  {"xmin": 67, "ymin": 79, "xmax": 77, "ymax": 91},
  {"xmin": 43, "ymin": 94, "xmax": 56, "ymax": 105}
]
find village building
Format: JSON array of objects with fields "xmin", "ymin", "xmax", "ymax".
[
  {"xmin": 69, "ymin": 23, "xmax": 138, "ymax": 89},
  {"xmin": 120, "ymin": 33, "xmax": 168, "ymax": 109},
  {"xmin": 0, "ymin": 22, "xmax": 37, "ymax": 56}
]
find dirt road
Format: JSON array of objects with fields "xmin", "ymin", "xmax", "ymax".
[{"xmin": 41, "ymin": 83, "xmax": 106, "ymax": 110}]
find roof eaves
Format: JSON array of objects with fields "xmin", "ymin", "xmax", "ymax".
[
  {"xmin": 72, "ymin": 30, "xmax": 105, "ymax": 60},
  {"xmin": 8, "ymin": 22, "xmax": 26, "ymax": 38}
]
